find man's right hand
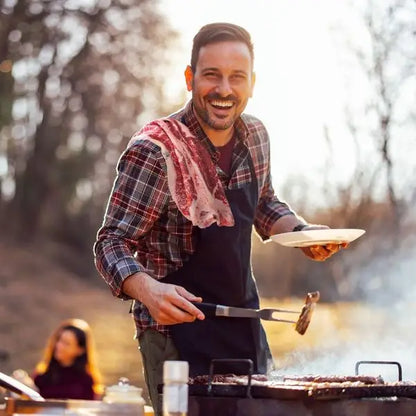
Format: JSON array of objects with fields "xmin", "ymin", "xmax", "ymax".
[{"xmin": 121, "ymin": 272, "xmax": 205, "ymax": 325}]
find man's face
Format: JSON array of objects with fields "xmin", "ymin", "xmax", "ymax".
[{"xmin": 185, "ymin": 41, "xmax": 255, "ymax": 132}]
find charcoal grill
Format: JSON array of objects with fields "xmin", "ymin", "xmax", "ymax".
[{"xmin": 183, "ymin": 359, "xmax": 416, "ymax": 416}]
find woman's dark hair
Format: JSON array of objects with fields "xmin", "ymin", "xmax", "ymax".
[{"xmin": 191, "ymin": 22, "xmax": 254, "ymax": 72}]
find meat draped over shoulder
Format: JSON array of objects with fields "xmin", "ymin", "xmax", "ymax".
[{"xmin": 128, "ymin": 118, "xmax": 235, "ymax": 228}]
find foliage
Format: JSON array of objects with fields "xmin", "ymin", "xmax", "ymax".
[
  {"xmin": 254, "ymin": 0, "xmax": 416, "ymax": 301},
  {"xmin": 253, "ymin": 194, "xmax": 416, "ymax": 301},
  {"xmin": 0, "ymin": 0, "xmax": 178, "ymax": 272},
  {"xmin": 335, "ymin": 0, "xmax": 416, "ymax": 218}
]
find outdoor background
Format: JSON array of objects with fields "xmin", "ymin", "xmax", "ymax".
[{"xmin": 1, "ymin": 0, "xmax": 416, "ymax": 405}]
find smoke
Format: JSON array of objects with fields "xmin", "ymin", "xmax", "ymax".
[
  {"xmin": 273, "ymin": 237, "xmax": 416, "ymax": 382},
  {"xmin": 274, "ymin": 340, "xmax": 416, "ymax": 382}
]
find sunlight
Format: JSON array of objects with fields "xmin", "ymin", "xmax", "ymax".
[{"xmin": 158, "ymin": 0, "xmax": 359, "ymax": 203}]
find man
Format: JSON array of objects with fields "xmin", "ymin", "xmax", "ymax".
[{"xmin": 94, "ymin": 22, "xmax": 345, "ymax": 414}]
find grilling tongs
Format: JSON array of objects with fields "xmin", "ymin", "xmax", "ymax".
[{"xmin": 194, "ymin": 291, "xmax": 320, "ymax": 335}]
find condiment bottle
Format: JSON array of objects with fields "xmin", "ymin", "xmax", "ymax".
[
  {"xmin": 103, "ymin": 377, "xmax": 145, "ymax": 415},
  {"xmin": 163, "ymin": 361, "xmax": 189, "ymax": 416}
]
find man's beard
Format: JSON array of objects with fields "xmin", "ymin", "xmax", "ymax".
[{"xmin": 194, "ymin": 93, "xmax": 239, "ymax": 130}]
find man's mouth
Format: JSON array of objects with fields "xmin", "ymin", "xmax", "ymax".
[{"xmin": 209, "ymin": 99, "xmax": 235, "ymax": 110}]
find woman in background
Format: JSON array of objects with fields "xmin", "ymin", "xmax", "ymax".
[{"xmin": 33, "ymin": 318, "xmax": 103, "ymax": 400}]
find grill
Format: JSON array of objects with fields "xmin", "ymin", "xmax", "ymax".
[
  {"xmin": 188, "ymin": 396, "xmax": 416, "ymax": 416},
  {"xmin": 184, "ymin": 359, "xmax": 416, "ymax": 416}
]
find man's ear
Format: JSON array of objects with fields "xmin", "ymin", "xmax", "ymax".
[{"xmin": 184, "ymin": 65, "xmax": 193, "ymax": 92}]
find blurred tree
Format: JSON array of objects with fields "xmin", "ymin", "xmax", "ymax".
[
  {"xmin": 0, "ymin": 0, "xmax": 178, "ymax": 272},
  {"xmin": 253, "ymin": 0, "xmax": 416, "ymax": 301},
  {"xmin": 339, "ymin": 0, "xmax": 416, "ymax": 223},
  {"xmin": 319, "ymin": 0, "xmax": 416, "ymax": 298}
]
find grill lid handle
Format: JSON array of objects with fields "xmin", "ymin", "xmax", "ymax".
[
  {"xmin": 355, "ymin": 360, "xmax": 402, "ymax": 381},
  {"xmin": 208, "ymin": 359, "xmax": 253, "ymax": 398}
]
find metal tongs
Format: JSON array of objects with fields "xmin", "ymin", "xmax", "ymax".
[{"xmin": 194, "ymin": 291, "xmax": 320, "ymax": 335}]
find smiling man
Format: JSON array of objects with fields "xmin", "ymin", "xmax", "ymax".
[
  {"xmin": 185, "ymin": 38, "xmax": 255, "ymax": 144},
  {"xmin": 94, "ymin": 22, "xmax": 345, "ymax": 415}
]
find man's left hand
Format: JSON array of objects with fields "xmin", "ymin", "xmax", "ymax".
[
  {"xmin": 301, "ymin": 242, "xmax": 348, "ymax": 261},
  {"xmin": 298, "ymin": 224, "xmax": 348, "ymax": 261}
]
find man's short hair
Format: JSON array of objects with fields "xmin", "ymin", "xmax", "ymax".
[{"xmin": 191, "ymin": 22, "xmax": 254, "ymax": 72}]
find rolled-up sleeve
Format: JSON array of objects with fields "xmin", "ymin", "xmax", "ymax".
[{"xmin": 94, "ymin": 141, "xmax": 169, "ymax": 299}]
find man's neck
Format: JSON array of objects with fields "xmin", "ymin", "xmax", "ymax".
[{"xmin": 208, "ymin": 127, "xmax": 235, "ymax": 147}]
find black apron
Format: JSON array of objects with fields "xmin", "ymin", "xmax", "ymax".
[{"xmin": 163, "ymin": 154, "xmax": 271, "ymax": 377}]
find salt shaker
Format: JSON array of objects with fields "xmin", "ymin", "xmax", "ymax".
[{"xmin": 163, "ymin": 361, "xmax": 189, "ymax": 416}]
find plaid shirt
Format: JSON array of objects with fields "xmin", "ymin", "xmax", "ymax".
[{"xmin": 94, "ymin": 100, "xmax": 296, "ymax": 336}]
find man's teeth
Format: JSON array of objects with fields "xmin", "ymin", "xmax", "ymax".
[{"xmin": 210, "ymin": 100, "xmax": 233, "ymax": 108}]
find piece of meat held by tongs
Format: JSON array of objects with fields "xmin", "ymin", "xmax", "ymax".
[
  {"xmin": 295, "ymin": 291, "xmax": 320, "ymax": 335},
  {"xmin": 192, "ymin": 291, "xmax": 320, "ymax": 335}
]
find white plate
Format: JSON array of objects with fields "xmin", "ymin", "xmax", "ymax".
[{"xmin": 270, "ymin": 228, "xmax": 365, "ymax": 248}]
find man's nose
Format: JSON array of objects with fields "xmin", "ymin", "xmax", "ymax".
[{"xmin": 216, "ymin": 78, "xmax": 232, "ymax": 96}]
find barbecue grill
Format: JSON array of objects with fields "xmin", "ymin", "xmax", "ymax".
[{"xmin": 183, "ymin": 359, "xmax": 416, "ymax": 416}]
